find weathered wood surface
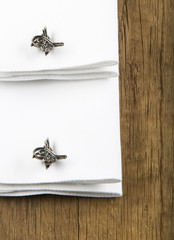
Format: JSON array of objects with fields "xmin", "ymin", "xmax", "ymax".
[{"xmin": 0, "ymin": 0, "xmax": 173, "ymax": 239}]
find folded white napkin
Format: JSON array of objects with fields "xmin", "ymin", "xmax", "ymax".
[{"xmin": 0, "ymin": 0, "xmax": 122, "ymax": 197}]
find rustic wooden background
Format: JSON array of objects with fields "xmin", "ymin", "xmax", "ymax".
[{"xmin": 0, "ymin": 0, "xmax": 174, "ymax": 239}]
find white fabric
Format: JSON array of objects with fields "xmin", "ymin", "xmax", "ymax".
[
  {"xmin": 0, "ymin": 183, "xmax": 122, "ymax": 198},
  {"xmin": 0, "ymin": 0, "xmax": 122, "ymax": 197},
  {"xmin": 0, "ymin": 0, "xmax": 119, "ymax": 80}
]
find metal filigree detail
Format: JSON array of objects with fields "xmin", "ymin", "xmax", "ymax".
[
  {"xmin": 31, "ymin": 27, "xmax": 64, "ymax": 55},
  {"xmin": 33, "ymin": 138, "xmax": 67, "ymax": 169}
]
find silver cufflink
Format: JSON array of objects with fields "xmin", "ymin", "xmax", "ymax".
[
  {"xmin": 31, "ymin": 27, "xmax": 64, "ymax": 55},
  {"xmin": 33, "ymin": 138, "xmax": 67, "ymax": 169}
]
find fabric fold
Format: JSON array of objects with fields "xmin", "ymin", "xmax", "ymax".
[{"xmin": 0, "ymin": 62, "xmax": 118, "ymax": 81}]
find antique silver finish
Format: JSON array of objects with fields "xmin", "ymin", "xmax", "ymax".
[
  {"xmin": 33, "ymin": 138, "xmax": 67, "ymax": 169},
  {"xmin": 31, "ymin": 27, "xmax": 64, "ymax": 55}
]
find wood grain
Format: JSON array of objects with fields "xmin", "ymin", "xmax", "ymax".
[{"xmin": 0, "ymin": 0, "xmax": 174, "ymax": 239}]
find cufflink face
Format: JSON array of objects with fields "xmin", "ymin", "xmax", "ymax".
[
  {"xmin": 31, "ymin": 27, "xmax": 64, "ymax": 55},
  {"xmin": 33, "ymin": 138, "xmax": 67, "ymax": 169}
]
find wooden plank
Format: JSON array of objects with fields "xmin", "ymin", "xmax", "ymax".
[{"xmin": 0, "ymin": 196, "xmax": 79, "ymax": 240}]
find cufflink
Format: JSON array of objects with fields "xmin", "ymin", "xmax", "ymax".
[
  {"xmin": 33, "ymin": 138, "xmax": 67, "ymax": 169},
  {"xmin": 31, "ymin": 27, "xmax": 64, "ymax": 55}
]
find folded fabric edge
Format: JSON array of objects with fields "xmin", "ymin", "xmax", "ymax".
[
  {"xmin": 0, "ymin": 61, "xmax": 118, "ymax": 77},
  {"xmin": 0, "ymin": 71, "xmax": 118, "ymax": 81},
  {"xmin": 0, "ymin": 190, "xmax": 123, "ymax": 198},
  {"xmin": 0, "ymin": 178, "xmax": 121, "ymax": 186}
]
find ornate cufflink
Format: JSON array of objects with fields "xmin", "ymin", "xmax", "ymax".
[
  {"xmin": 31, "ymin": 27, "xmax": 64, "ymax": 55},
  {"xmin": 33, "ymin": 138, "xmax": 67, "ymax": 169}
]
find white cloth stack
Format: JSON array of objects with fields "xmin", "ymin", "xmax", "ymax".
[{"xmin": 0, "ymin": 0, "xmax": 122, "ymax": 197}]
